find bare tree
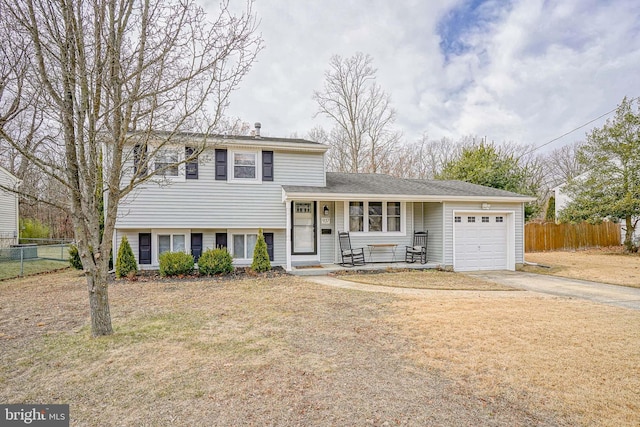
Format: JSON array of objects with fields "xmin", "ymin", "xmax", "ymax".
[
  {"xmin": 389, "ymin": 135, "xmax": 466, "ymax": 179},
  {"xmin": 313, "ymin": 53, "xmax": 401, "ymax": 173},
  {"xmin": 0, "ymin": 0, "xmax": 262, "ymax": 336},
  {"xmin": 544, "ymin": 141, "xmax": 585, "ymax": 187}
]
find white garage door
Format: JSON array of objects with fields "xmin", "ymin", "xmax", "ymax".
[{"xmin": 454, "ymin": 214, "xmax": 508, "ymax": 271}]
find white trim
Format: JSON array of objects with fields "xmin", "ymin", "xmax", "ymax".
[
  {"xmin": 342, "ymin": 201, "xmax": 406, "ymax": 236},
  {"xmin": 151, "ymin": 228, "xmax": 190, "ymax": 265},
  {"xmin": 452, "ymin": 210, "xmax": 516, "ymax": 272},
  {"xmin": 284, "ymin": 191, "xmax": 535, "ymax": 203},
  {"xmin": 229, "ymin": 230, "xmax": 259, "ymax": 260},
  {"xmin": 229, "ymin": 149, "xmax": 262, "ymax": 183},
  {"xmin": 285, "ymin": 201, "xmax": 292, "ymax": 271},
  {"xmin": 153, "ymin": 147, "xmax": 185, "ymax": 181}
]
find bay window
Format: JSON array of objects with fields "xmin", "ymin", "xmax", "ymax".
[{"xmin": 347, "ymin": 201, "xmax": 403, "ymax": 233}]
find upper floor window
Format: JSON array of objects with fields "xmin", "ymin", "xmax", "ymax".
[
  {"xmin": 155, "ymin": 149, "xmax": 179, "ymax": 177},
  {"xmin": 233, "ymin": 152, "xmax": 257, "ymax": 180},
  {"xmin": 347, "ymin": 201, "xmax": 404, "ymax": 233}
]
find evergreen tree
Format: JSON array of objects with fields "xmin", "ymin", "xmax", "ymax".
[
  {"xmin": 251, "ymin": 229, "xmax": 271, "ymax": 273},
  {"xmin": 115, "ymin": 236, "xmax": 138, "ymax": 278}
]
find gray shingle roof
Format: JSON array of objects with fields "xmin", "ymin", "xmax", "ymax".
[{"xmin": 282, "ymin": 172, "xmax": 532, "ymax": 199}]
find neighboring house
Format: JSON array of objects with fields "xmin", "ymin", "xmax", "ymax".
[
  {"xmin": 113, "ymin": 125, "xmax": 534, "ymax": 272},
  {"xmin": 0, "ymin": 166, "xmax": 20, "ymax": 248},
  {"xmin": 554, "ymin": 179, "xmax": 640, "ymax": 246}
]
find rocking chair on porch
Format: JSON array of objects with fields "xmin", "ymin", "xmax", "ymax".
[
  {"xmin": 338, "ymin": 231, "xmax": 366, "ymax": 267},
  {"xmin": 405, "ymin": 231, "xmax": 428, "ymax": 264}
]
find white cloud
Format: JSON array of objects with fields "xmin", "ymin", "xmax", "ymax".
[{"xmin": 207, "ymin": 0, "xmax": 640, "ymax": 151}]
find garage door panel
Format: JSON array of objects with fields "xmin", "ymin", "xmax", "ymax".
[{"xmin": 454, "ymin": 214, "xmax": 508, "ymax": 271}]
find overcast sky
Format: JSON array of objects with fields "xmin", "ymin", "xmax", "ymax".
[{"xmin": 214, "ymin": 0, "xmax": 639, "ymax": 152}]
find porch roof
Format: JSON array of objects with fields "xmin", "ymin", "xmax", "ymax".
[{"xmin": 282, "ymin": 172, "xmax": 535, "ymax": 202}]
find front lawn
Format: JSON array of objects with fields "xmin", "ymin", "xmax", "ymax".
[
  {"xmin": 1, "ymin": 271, "xmax": 638, "ymax": 426},
  {"xmin": 524, "ymin": 246, "xmax": 640, "ymax": 288}
]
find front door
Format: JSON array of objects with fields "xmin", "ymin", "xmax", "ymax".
[
  {"xmin": 191, "ymin": 233, "xmax": 203, "ymax": 262},
  {"xmin": 292, "ymin": 201, "xmax": 316, "ymax": 254}
]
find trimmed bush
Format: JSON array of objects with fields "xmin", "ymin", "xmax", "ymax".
[
  {"xmin": 198, "ymin": 247, "xmax": 234, "ymax": 275},
  {"xmin": 159, "ymin": 251, "xmax": 194, "ymax": 277},
  {"xmin": 115, "ymin": 236, "xmax": 137, "ymax": 278},
  {"xmin": 251, "ymin": 229, "xmax": 271, "ymax": 273},
  {"xmin": 68, "ymin": 245, "xmax": 83, "ymax": 270}
]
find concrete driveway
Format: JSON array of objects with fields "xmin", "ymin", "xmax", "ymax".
[{"xmin": 468, "ymin": 271, "xmax": 640, "ymax": 311}]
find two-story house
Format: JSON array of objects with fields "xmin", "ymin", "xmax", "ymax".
[{"xmin": 113, "ymin": 124, "xmax": 534, "ymax": 272}]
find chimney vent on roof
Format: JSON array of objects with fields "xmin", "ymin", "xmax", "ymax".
[{"xmin": 254, "ymin": 122, "xmax": 261, "ymax": 139}]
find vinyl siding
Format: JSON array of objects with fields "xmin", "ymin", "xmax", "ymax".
[
  {"xmin": 0, "ymin": 168, "xmax": 19, "ymax": 245},
  {"xmin": 116, "ymin": 148, "xmax": 325, "ymax": 229},
  {"xmin": 115, "ymin": 228, "xmax": 287, "ymax": 268},
  {"xmin": 442, "ymin": 201, "xmax": 525, "ymax": 268},
  {"xmin": 414, "ymin": 202, "xmax": 444, "ymax": 264}
]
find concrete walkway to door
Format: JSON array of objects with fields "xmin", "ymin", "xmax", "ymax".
[{"xmin": 467, "ymin": 271, "xmax": 640, "ymax": 311}]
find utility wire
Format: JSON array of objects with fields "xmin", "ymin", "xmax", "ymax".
[{"xmin": 519, "ymin": 106, "xmax": 618, "ymax": 158}]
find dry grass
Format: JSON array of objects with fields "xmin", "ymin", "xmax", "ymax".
[
  {"xmin": 525, "ymin": 246, "xmax": 640, "ymax": 288},
  {"xmin": 2, "ymin": 270, "xmax": 639, "ymax": 425},
  {"xmin": 340, "ymin": 269, "xmax": 516, "ymax": 291},
  {"xmin": 391, "ymin": 296, "xmax": 640, "ymax": 427}
]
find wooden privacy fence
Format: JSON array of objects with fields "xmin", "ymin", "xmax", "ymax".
[{"xmin": 525, "ymin": 221, "xmax": 621, "ymax": 252}]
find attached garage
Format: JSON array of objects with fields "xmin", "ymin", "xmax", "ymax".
[{"xmin": 453, "ymin": 211, "xmax": 515, "ymax": 272}]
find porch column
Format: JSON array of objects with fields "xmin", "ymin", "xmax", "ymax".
[{"xmin": 285, "ymin": 200, "xmax": 292, "ymax": 271}]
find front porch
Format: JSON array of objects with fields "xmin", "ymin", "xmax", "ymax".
[{"xmin": 289, "ymin": 260, "xmax": 441, "ymax": 276}]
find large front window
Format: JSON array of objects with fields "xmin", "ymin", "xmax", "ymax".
[
  {"xmin": 233, "ymin": 152, "xmax": 257, "ymax": 179},
  {"xmin": 347, "ymin": 201, "xmax": 403, "ymax": 233}
]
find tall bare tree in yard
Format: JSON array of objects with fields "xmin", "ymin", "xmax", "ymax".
[
  {"xmin": 313, "ymin": 53, "xmax": 400, "ymax": 173},
  {"xmin": 0, "ymin": 0, "xmax": 262, "ymax": 336}
]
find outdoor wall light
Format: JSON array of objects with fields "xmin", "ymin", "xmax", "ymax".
[
  {"xmin": 482, "ymin": 203, "xmax": 491, "ymax": 210},
  {"xmin": 323, "ymin": 205, "xmax": 330, "ymax": 216}
]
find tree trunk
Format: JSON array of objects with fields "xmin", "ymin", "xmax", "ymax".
[
  {"xmin": 86, "ymin": 270, "xmax": 113, "ymax": 336},
  {"xmin": 623, "ymin": 216, "xmax": 637, "ymax": 253}
]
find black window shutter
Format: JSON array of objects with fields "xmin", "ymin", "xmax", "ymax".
[
  {"xmin": 215, "ymin": 232, "xmax": 228, "ymax": 249},
  {"xmin": 134, "ymin": 144, "xmax": 148, "ymax": 176},
  {"xmin": 215, "ymin": 149, "xmax": 227, "ymax": 180},
  {"xmin": 139, "ymin": 233, "xmax": 151, "ymax": 264},
  {"xmin": 263, "ymin": 232, "xmax": 274, "ymax": 261},
  {"xmin": 262, "ymin": 151, "xmax": 274, "ymax": 181},
  {"xmin": 185, "ymin": 147, "xmax": 198, "ymax": 180}
]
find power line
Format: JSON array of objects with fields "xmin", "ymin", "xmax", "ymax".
[{"xmin": 520, "ymin": 106, "xmax": 618, "ymax": 158}]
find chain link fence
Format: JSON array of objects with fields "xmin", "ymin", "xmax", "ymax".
[{"xmin": 0, "ymin": 241, "xmax": 72, "ymax": 280}]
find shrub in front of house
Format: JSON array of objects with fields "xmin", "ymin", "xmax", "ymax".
[
  {"xmin": 251, "ymin": 229, "xmax": 271, "ymax": 273},
  {"xmin": 115, "ymin": 235, "xmax": 137, "ymax": 278},
  {"xmin": 159, "ymin": 251, "xmax": 194, "ymax": 277},
  {"xmin": 68, "ymin": 244, "xmax": 83, "ymax": 270},
  {"xmin": 198, "ymin": 247, "xmax": 233, "ymax": 275}
]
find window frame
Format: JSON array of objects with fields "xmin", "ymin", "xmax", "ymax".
[
  {"xmin": 230, "ymin": 232, "xmax": 259, "ymax": 260},
  {"xmin": 230, "ymin": 150, "xmax": 261, "ymax": 183},
  {"xmin": 344, "ymin": 201, "xmax": 405, "ymax": 235},
  {"xmin": 157, "ymin": 233, "xmax": 187, "ymax": 256},
  {"xmin": 153, "ymin": 147, "xmax": 184, "ymax": 180}
]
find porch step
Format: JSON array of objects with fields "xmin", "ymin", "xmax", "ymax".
[{"xmin": 289, "ymin": 262, "xmax": 439, "ymax": 276}]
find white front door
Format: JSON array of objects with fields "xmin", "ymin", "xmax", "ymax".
[{"xmin": 293, "ymin": 201, "xmax": 316, "ymax": 254}]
